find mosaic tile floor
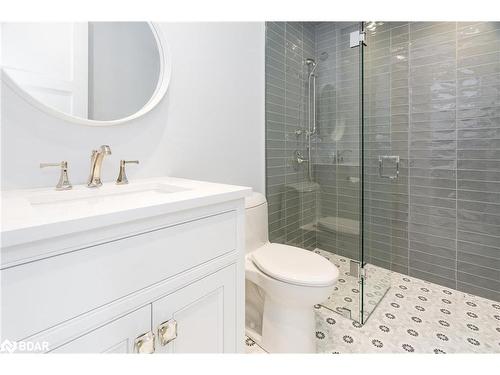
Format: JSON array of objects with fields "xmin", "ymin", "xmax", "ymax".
[
  {"xmin": 245, "ymin": 267, "xmax": 500, "ymax": 353},
  {"xmin": 315, "ymin": 249, "xmax": 391, "ymax": 322}
]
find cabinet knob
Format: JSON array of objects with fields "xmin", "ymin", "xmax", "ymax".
[
  {"xmin": 157, "ymin": 319, "xmax": 177, "ymax": 346},
  {"xmin": 134, "ymin": 331, "xmax": 155, "ymax": 354}
]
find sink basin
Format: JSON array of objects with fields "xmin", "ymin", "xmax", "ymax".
[{"xmin": 28, "ymin": 182, "xmax": 189, "ymax": 206}]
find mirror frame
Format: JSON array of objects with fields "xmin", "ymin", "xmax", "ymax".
[{"xmin": 1, "ymin": 22, "xmax": 171, "ymax": 126}]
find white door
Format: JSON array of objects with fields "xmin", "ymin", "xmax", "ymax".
[
  {"xmin": 51, "ymin": 306, "xmax": 152, "ymax": 353},
  {"xmin": 1, "ymin": 22, "xmax": 88, "ymax": 117},
  {"xmin": 152, "ymin": 265, "xmax": 237, "ymax": 353}
]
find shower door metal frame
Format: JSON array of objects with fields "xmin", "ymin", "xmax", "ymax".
[
  {"xmin": 347, "ymin": 22, "xmax": 367, "ymax": 324},
  {"xmin": 355, "ymin": 21, "xmax": 367, "ymax": 324}
]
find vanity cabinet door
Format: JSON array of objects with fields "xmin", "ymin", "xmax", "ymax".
[
  {"xmin": 51, "ymin": 305, "xmax": 152, "ymax": 353},
  {"xmin": 152, "ymin": 265, "xmax": 237, "ymax": 353}
]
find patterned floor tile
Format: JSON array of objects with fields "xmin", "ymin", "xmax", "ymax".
[
  {"xmin": 314, "ymin": 249, "xmax": 391, "ymax": 322},
  {"xmin": 314, "ymin": 271, "xmax": 500, "ymax": 353},
  {"xmin": 246, "ymin": 257, "xmax": 500, "ymax": 353}
]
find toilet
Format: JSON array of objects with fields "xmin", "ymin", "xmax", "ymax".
[{"xmin": 245, "ymin": 192, "xmax": 339, "ymax": 353}]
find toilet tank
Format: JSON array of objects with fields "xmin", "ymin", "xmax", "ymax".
[{"xmin": 245, "ymin": 192, "xmax": 269, "ymax": 253}]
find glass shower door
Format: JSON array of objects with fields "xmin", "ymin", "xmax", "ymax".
[
  {"xmin": 360, "ymin": 21, "xmax": 395, "ymax": 323},
  {"xmin": 313, "ymin": 22, "xmax": 365, "ymax": 323},
  {"xmin": 264, "ymin": 21, "xmax": 394, "ymax": 325},
  {"xmin": 311, "ymin": 21, "xmax": 394, "ymax": 324}
]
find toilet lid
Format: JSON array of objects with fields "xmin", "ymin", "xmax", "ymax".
[{"xmin": 251, "ymin": 243, "xmax": 339, "ymax": 287}]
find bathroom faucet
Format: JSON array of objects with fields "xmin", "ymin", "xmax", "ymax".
[{"xmin": 87, "ymin": 145, "xmax": 112, "ymax": 188}]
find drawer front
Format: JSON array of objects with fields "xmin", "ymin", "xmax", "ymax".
[{"xmin": 1, "ymin": 210, "xmax": 237, "ymax": 341}]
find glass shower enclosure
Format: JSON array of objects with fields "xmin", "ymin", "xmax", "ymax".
[{"xmin": 265, "ymin": 21, "xmax": 394, "ymax": 323}]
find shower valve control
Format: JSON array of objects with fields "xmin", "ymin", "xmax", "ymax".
[{"xmin": 295, "ymin": 150, "xmax": 309, "ymax": 165}]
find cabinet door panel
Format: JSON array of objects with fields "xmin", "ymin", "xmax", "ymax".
[
  {"xmin": 51, "ymin": 305, "xmax": 151, "ymax": 353},
  {"xmin": 153, "ymin": 265, "xmax": 236, "ymax": 353}
]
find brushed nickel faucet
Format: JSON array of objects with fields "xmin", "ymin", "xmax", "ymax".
[
  {"xmin": 40, "ymin": 161, "xmax": 72, "ymax": 190},
  {"xmin": 87, "ymin": 145, "xmax": 112, "ymax": 188},
  {"xmin": 116, "ymin": 159, "xmax": 139, "ymax": 185}
]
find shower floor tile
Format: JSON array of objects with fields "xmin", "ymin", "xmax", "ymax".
[
  {"xmin": 315, "ymin": 271, "xmax": 500, "ymax": 353},
  {"xmin": 245, "ymin": 263, "xmax": 500, "ymax": 353},
  {"xmin": 314, "ymin": 248, "xmax": 391, "ymax": 322}
]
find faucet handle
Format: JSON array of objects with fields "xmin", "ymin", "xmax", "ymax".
[
  {"xmin": 40, "ymin": 161, "xmax": 72, "ymax": 191},
  {"xmin": 116, "ymin": 160, "xmax": 139, "ymax": 185}
]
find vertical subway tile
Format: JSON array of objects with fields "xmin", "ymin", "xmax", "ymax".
[{"xmin": 265, "ymin": 21, "xmax": 500, "ymax": 302}]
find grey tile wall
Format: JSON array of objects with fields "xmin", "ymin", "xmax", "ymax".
[
  {"xmin": 314, "ymin": 22, "xmax": 362, "ymax": 261},
  {"xmin": 364, "ymin": 22, "xmax": 407, "ymax": 275},
  {"xmin": 265, "ymin": 22, "xmax": 500, "ymax": 302},
  {"xmin": 408, "ymin": 22, "xmax": 458, "ymax": 289},
  {"xmin": 265, "ymin": 22, "xmax": 318, "ymax": 250},
  {"xmin": 455, "ymin": 22, "xmax": 500, "ymax": 301},
  {"xmin": 364, "ymin": 21, "xmax": 500, "ymax": 301},
  {"xmin": 408, "ymin": 22, "xmax": 457, "ymax": 288}
]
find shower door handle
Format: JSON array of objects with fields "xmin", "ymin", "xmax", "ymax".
[{"xmin": 378, "ymin": 155, "xmax": 400, "ymax": 180}]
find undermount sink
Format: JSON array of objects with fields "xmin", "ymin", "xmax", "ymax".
[{"xmin": 28, "ymin": 182, "xmax": 189, "ymax": 206}]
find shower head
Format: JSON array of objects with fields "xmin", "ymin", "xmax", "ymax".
[
  {"xmin": 305, "ymin": 58, "xmax": 316, "ymax": 66},
  {"xmin": 305, "ymin": 58, "xmax": 318, "ymax": 75}
]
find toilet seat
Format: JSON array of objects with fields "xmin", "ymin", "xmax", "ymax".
[{"xmin": 250, "ymin": 243, "xmax": 338, "ymax": 287}]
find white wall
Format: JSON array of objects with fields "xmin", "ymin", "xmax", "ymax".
[{"xmin": 1, "ymin": 22, "xmax": 265, "ymax": 193}]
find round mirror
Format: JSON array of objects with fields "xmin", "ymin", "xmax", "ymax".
[{"xmin": 1, "ymin": 22, "xmax": 170, "ymax": 126}]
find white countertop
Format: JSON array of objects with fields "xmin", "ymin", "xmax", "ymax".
[{"xmin": 1, "ymin": 177, "xmax": 251, "ymax": 248}]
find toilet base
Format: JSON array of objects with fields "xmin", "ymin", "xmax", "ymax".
[{"xmin": 261, "ymin": 296, "xmax": 316, "ymax": 353}]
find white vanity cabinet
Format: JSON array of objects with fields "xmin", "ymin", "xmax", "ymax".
[
  {"xmin": 52, "ymin": 265, "xmax": 236, "ymax": 354},
  {"xmin": 0, "ymin": 177, "xmax": 250, "ymax": 354}
]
